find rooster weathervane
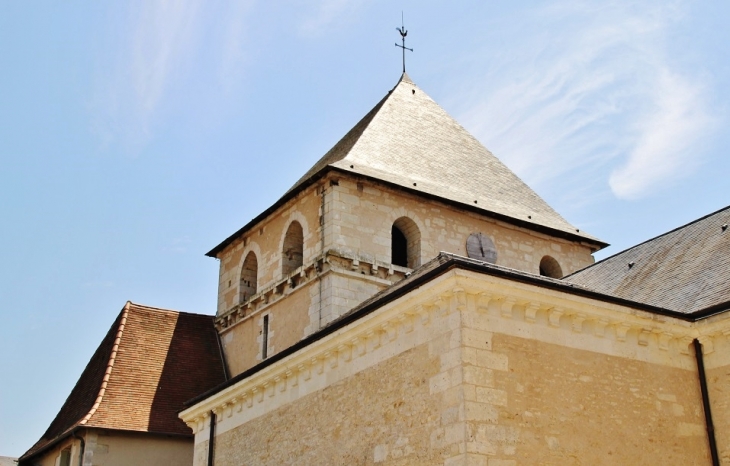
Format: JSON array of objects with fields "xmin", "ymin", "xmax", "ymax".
[{"xmin": 395, "ymin": 13, "xmax": 413, "ymax": 73}]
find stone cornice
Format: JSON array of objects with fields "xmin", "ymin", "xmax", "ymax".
[{"xmin": 216, "ymin": 249, "xmax": 410, "ymax": 332}]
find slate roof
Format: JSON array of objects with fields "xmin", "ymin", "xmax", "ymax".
[
  {"xmin": 207, "ymin": 73, "xmax": 605, "ymax": 257},
  {"xmin": 20, "ymin": 303, "xmax": 226, "ymax": 462},
  {"xmin": 565, "ymin": 205, "xmax": 730, "ymax": 315}
]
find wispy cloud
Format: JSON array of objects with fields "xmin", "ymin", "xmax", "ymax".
[
  {"xmin": 129, "ymin": 0, "xmax": 202, "ymax": 128},
  {"xmin": 451, "ymin": 1, "xmax": 716, "ymax": 203},
  {"xmin": 91, "ymin": 1, "xmax": 252, "ymax": 149},
  {"xmin": 218, "ymin": 1, "xmax": 254, "ymax": 93},
  {"xmin": 298, "ymin": 0, "xmax": 367, "ymax": 36},
  {"xmin": 609, "ymin": 69, "xmax": 714, "ymax": 199}
]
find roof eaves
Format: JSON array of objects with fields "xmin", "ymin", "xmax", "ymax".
[
  {"xmin": 18, "ymin": 303, "xmax": 130, "ymax": 463},
  {"xmin": 206, "ymin": 165, "xmax": 607, "ymax": 259},
  {"xmin": 18, "ymin": 425, "xmax": 83, "ymax": 464}
]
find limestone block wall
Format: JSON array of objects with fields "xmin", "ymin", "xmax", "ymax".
[
  {"xmin": 464, "ymin": 333, "xmax": 708, "ymax": 463},
  {"xmin": 183, "ymin": 269, "xmax": 725, "ymax": 465},
  {"xmin": 26, "ymin": 430, "xmax": 193, "ymax": 466},
  {"xmin": 322, "ymin": 175, "xmax": 595, "ymax": 279},
  {"xmin": 704, "ymin": 331, "xmax": 730, "ymax": 464},
  {"xmin": 215, "ymin": 343, "xmax": 446, "ymax": 466},
  {"xmin": 708, "ymin": 363, "xmax": 730, "ymax": 463},
  {"xmin": 80, "ymin": 431, "xmax": 192, "ymax": 466},
  {"xmin": 218, "ymin": 243, "xmax": 410, "ymax": 377},
  {"xmin": 220, "ymin": 281, "xmax": 314, "ymax": 376},
  {"xmin": 312, "ymin": 267, "xmax": 394, "ymax": 329}
]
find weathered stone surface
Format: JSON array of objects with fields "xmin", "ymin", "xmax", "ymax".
[{"xmin": 214, "ymin": 344, "xmax": 445, "ymax": 466}]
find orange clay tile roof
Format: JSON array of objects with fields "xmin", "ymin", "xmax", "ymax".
[{"xmin": 20, "ymin": 302, "xmax": 226, "ymax": 462}]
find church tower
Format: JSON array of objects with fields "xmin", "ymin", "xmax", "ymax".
[{"xmin": 208, "ymin": 73, "xmax": 606, "ymax": 376}]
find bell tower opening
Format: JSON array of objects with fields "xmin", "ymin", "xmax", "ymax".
[
  {"xmin": 391, "ymin": 217, "xmax": 420, "ymax": 269},
  {"xmin": 539, "ymin": 255, "xmax": 563, "ymax": 278},
  {"xmin": 240, "ymin": 251, "xmax": 258, "ymax": 303},
  {"xmin": 282, "ymin": 221, "xmax": 304, "ymax": 276}
]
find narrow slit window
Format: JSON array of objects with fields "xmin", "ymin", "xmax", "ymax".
[{"xmin": 262, "ymin": 315, "xmax": 269, "ymax": 359}]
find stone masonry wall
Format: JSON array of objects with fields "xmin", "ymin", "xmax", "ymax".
[
  {"xmin": 708, "ymin": 363, "xmax": 730, "ymax": 464},
  {"xmin": 216, "ymin": 172, "xmax": 597, "ymax": 317},
  {"xmin": 467, "ymin": 333, "xmax": 710, "ymax": 464},
  {"xmin": 324, "ymin": 175, "xmax": 595, "ymax": 278},
  {"xmin": 215, "ymin": 343, "xmax": 446, "ymax": 466},
  {"xmin": 206, "ymin": 293, "xmax": 711, "ymax": 465},
  {"xmin": 185, "ymin": 271, "xmax": 724, "ymax": 466},
  {"xmin": 220, "ymin": 281, "xmax": 314, "ymax": 376},
  {"xmin": 215, "ymin": 172, "xmax": 599, "ymax": 380}
]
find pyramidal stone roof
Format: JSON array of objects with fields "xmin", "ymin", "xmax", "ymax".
[
  {"xmin": 290, "ymin": 73, "xmax": 603, "ymax": 243},
  {"xmin": 20, "ymin": 303, "xmax": 226, "ymax": 463},
  {"xmin": 565, "ymin": 205, "xmax": 730, "ymax": 316},
  {"xmin": 208, "ymin": 73, "xmax": 604, "ymax": 257}
]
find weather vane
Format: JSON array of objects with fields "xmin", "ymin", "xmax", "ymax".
[{"xmin": 395, "ymin": 12, "xmax": 413, "ymax": 73}]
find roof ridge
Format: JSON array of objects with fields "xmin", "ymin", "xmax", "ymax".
[
  {"xmin": 81, "ymin": 302, "xmax": 130, "ymax": 426},
  {"xmin": 565, "ymin": 204, "xmax": 730, "ymax": 278},
  {"xmin": 126, "ymin": 300, "xmax": 214, "ymax": 318}
]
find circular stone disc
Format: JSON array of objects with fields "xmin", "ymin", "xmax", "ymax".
[{"xmin": 466, "ymin": 233, "xmax": 497, "ymax": 264}]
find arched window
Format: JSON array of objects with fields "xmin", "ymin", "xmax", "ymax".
[
  {"xmin": 240, "ymin": 251, "xmax": 258, "ymax": 302},
  {"xmin": 391, "ymin": 217, "xmax": 421, "ymax": 269},
  {"xmin": 539, "ymin": 255, "xmax": 563, "ymax": 278},
  {"xmin": 282, "ymin": 221, "xmax": 304, "ymax": 276}
]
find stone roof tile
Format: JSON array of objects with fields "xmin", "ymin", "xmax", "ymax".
[
  {"xmin": 565, "ymin": 205, "xmax": 730, "ymax": 314},
  {"xmin": 288, "ymin": 73, "xmax": 603, "ymax": 244}
]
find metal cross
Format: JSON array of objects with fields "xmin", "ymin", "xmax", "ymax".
[{"xmin": 395, "ymin": 13, "xmax": 413, "ymax": 73}]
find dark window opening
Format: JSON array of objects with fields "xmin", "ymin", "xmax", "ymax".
[
  {"xmin": 282, "ymin": 221, "xmax": 304, "ymax": 276},
  {"xmin": 262, "ymin": 315, "xmax": 269, "ymax": 359},
  {"xmin": 539, "ymin": 255, "xmax": 563, "ymax": 278},
  {"xmin": 240, "ymin": 251, "xmax": 258, "ymax": 303},
  {"xmin": 392, "ymin": 225, "xmax": 408, "ymax": 267},
  {"xmin": 60, "ymin": 449, "xmax": 71, "ymax": 466}
]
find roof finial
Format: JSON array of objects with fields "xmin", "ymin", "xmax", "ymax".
[{"xmin": 395, "ymin": 12, "xmax": 413, "ymax": 74}]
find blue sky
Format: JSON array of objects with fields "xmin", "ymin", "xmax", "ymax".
[{"xmin": 1, "ymin": 1, "xmax": 728, "ymax": 457}]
